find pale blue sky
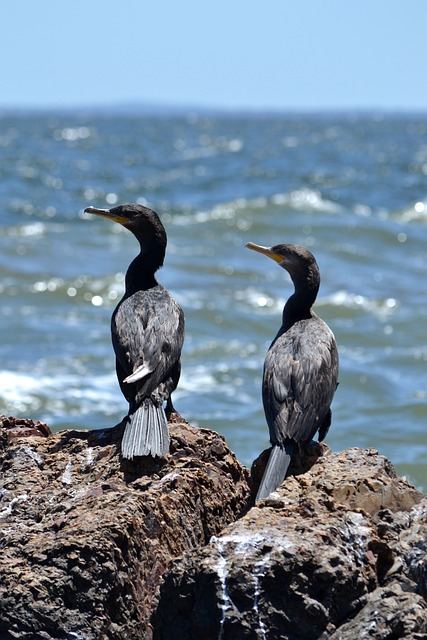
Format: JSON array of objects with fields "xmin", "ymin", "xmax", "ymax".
[{"xmin": 2, "ymin": 1, "xmax": 427, "ymax": 111}]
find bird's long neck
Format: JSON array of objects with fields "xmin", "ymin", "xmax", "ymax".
[
  {"xmin": 124, "ymin": 248, "xmax": 163, "ymax": 294},
  {"xmin": 282, "ymin": 266, "xmax": 319, "ymax": 329}
]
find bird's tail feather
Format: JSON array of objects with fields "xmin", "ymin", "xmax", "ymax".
[
  {"xmin": 121, "ymin": 399, "xmax": 170, "ymax": 459},
  {"xmin": 255, "ymin": 442, "xmax": 293, "ymax": 504}
]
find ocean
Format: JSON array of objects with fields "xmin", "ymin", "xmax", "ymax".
[{"xmin": 0, "ymin": 109, "xmax": 426, "ymax": 489}]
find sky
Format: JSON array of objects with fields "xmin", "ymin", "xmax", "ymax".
[{"xmin": 2, "ymin": 1, "xmax": 427, "ymax": 112}]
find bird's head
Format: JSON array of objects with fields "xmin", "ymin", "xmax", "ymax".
[
  {"xmin": 85, "ymin": 203, "xmax": 167, "ymax": 266},
  {"xmin": 245, "ymin": 242, "xmax": 319, "ymax": 290},
  {"xmin": 246, "ymin": 242, "xmax": 315, "ymax": 268}
]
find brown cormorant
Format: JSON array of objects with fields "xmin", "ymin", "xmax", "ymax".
[
  {"xmin": 245, "ymin": 242, "xmax": 338, "ymax": 503},
  {"xmin": 85, "ymin": 203, "xmax": 184, "ymax": 459}
]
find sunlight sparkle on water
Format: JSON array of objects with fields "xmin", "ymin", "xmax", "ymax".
[
  {"xmin": 106, "ymin": 193, "xmax": 118, "ymax": 205},
  {"xmin": 91, "ymin": 295, "xmax": 103, "ymax": 306}
]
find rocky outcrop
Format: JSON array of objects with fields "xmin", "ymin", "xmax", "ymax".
[
  {"xmin": 0, "ymin": 416, "xmax": 425, "ymax": 640},
  {"xmin": 154, "ymin": 449, "xmax": 426, "ymax": 640},
  {"xmin": 0, "ymin": 415, "xmax": 250, "ymax": 639}
]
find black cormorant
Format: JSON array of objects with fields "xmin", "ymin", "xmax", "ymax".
[
  {"xmin": 246, "ymin": 242, "xmax": 338, "ymax": 503},
  {"xmin": 85, "ymin": 203, "xmax": 184, "ymax": 459}
]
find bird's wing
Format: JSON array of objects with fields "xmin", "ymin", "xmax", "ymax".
[
  {"xmin": 123, "ymin": 363, "xmax": 152, "ymax": 384},
  {"xmin": 263, "ymin": 318, "xmax": 338, "ymax": 445},
  {"xmin": 112, "ymin": 286, "xmax": 184, "ymax": 397}
]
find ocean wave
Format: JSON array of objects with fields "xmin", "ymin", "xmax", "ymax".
[
  {"xmin": 271, "ymin": 188, "xmax": 343, "ymax": 213},
  {"xmin": 166, "ymin": 188, "xmax": 342, "ymax": 228},
  {"xmin": 0, "ymin": 111, "xmax": 426, "ymax": 488},
  {"xmin": 230, "ymin": 285, "xmax": 399, "ymax": 321},
  {"xmin": 0, "ymin": 369, "xmax": 122, "ymax": 424},
  {"xmin": 397, "ymin": 199, "xmax": 427, "ymax": 223},
  {"xmin": 321, "ymin": 290, "xmax": 399, "ymax": 320}
]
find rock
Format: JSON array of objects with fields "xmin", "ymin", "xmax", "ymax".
[
  {"xmin": 1, "ymin": 415, "xmax": 426, "ymax": 640},
  {"xmin": 0, "ymin": 415, "xmax": 52, "ymax": 445},
  {"xmin": 326, "ymin": 584, "xmax": 427, "ymax": 640},
  {"xmin": 0, "ymin": 415, "xmax": 250, "ymax": 640},
  {"xmin": 153, "ymin": 448, "xmax": 427, "ymax": 640}
]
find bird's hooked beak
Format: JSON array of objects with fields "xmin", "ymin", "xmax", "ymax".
[
  {"xmin": 84, "ymin": 206, "xmax": 128, "ymax": 224},
  {"xmin": 245, "ymin": 242, "xmax": 284, "ymax": 264}
]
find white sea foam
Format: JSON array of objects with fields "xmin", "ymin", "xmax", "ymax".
[{"xmin": 0, "ymin": 370, "xmax": 120, "ymax": 420}]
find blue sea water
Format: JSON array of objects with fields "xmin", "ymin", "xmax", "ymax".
[{"xmin": 0, "ymin": 109, "xmax": 426, "ymax": 489}]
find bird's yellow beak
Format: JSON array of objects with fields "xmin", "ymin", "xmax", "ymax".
[
  {"xmin": 84, "ymin": 206, "xmax": 128, "ymax": 224},
  {"xmin": 245, "ymin": 242, "xmax": 283, "ymax": 263}
]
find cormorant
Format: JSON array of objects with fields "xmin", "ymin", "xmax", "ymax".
[
  {"xmin": 245, "ymin": 242, "xmax": 338, "ymax": 503},
  {"xmin": 85, "ymin": 203, "xmax": 184, "ymax": 459}
]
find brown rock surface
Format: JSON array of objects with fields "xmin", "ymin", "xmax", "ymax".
[
  {"xmin": 0, "ymin": 415, "xmax": 250, "ymax": 639},
  {"xmin": 153, "ymin": 448, "xmax": 427, "ymax": 640},
  {"xmin": 1, "ymin": 415, "xmax": 426, "ymax": 640}
]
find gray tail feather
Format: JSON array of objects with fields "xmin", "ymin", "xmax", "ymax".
[
  {"xmin": 255, "ymin": 441, "xmax": 294, "ymax": 504},
  {"xmin": 121, "ymin": 399, "xmax": 170, "ymax": 459}
]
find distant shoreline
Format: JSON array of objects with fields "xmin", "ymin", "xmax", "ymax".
[{"xmin": 1, "ymin": 103, "xmax": 427, "ymax": 118}]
